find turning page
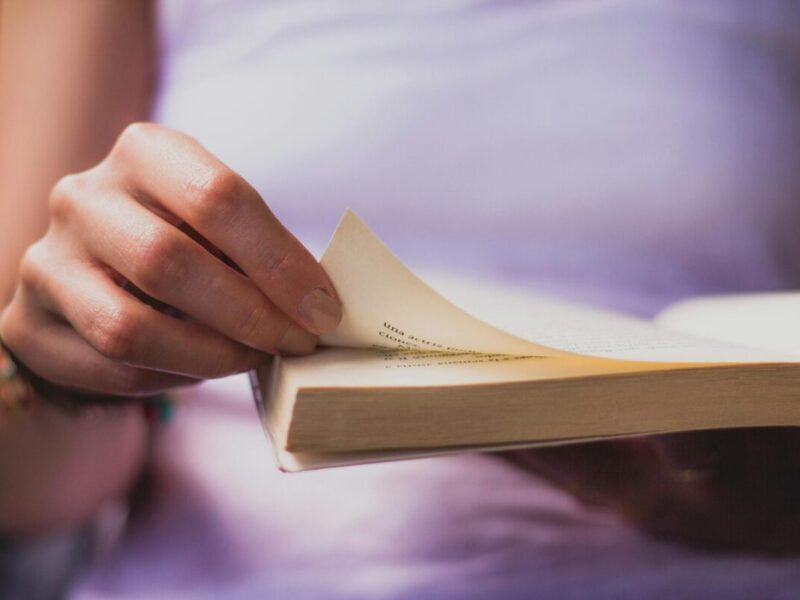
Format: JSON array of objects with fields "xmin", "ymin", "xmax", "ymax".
[
  {"xmin": 319, "ymin": 210, "xmax": 790, "ymax": 364},
  {"xmin": 319, "ymin": 210, "xmax": 558, "ymax": 357}
]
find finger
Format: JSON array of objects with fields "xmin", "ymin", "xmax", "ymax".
[
  {"xmin": 0, "ymin": 291, "xmax": 198, "ymax": 397},
  {"xmin": 20, "ymin": 241, "xmax": 273, "ymax": 379},
  {"xmin": 57, "ymin": 186, "xmax": 316, "ymax": 355},
  {"xmin": 109, "ymin": 123, "xmax": 342, "ymax": 335}
]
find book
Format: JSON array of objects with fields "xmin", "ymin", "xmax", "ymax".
[{"xmin": 252, "ymin": 210, "xmax": 800, "ymax": 471}]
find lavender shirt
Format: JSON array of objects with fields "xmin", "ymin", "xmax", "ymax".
[{"xmin": 77, "ymin": 1, "xmax": 800, "ymax": 598}]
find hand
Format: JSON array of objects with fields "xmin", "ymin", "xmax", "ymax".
[
  {"xmin": 502, "ymin": 428, "xmax": 800, "ymax": 553},
  {"xmin": 0, "ymin": 123, "xmax": 341, "ymax": 397}
]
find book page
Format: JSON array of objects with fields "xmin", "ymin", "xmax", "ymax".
[
  {"xmin": 320, "ymin": 210, "xmax": 791, "ymax": 363},
  {"xmin": 656, "ymin": 292, "xmax": 800, "ymax": 358},
  {"xmin": 415, "ymin": 272, "xmax": 789, "ymax": 363},
  {"xmin": 320, "ymin": 210, "xmax": 560, "ymax": 358}
]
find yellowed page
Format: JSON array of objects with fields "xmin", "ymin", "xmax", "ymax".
[
  {"xmin": 656, "ymin": 292, "xmax": 800, "ymax": 358},
  {"xmin": 320, "ymin": 210, "xmax": 788, "ymax": 363}
]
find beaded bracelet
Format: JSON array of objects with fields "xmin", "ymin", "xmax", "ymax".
[{"xmin": 0, "ymin": 338, "xmax": 174, "ymax": 423}]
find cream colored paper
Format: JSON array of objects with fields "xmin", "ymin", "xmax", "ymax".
[
  {"xmin": 319, "ymin": 210, "xmax": 560, "ymax": 357},
  {"xmin": 656, "ymin": 292, "xmax": 800, "ymax": 358},
  {"xmin": 319, "ymin": 210, "xmax": 790, "ymax": 363}
]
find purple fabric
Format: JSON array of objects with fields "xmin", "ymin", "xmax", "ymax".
[
  {"xmin": 76, "ymin": 1, "xmax": 800, "ymax": 597},
  {"xmin": 75, "ymin": 377, "xmax": 800, "ymax": 599}
]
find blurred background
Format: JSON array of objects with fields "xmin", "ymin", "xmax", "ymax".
[{"xmin": 155, "ymin": 0, "xmax": 800, "ymax": 315}]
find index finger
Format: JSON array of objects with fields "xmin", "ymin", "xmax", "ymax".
[{"xmin": 109, "ymin": 123, "xmax": 342, "ymax": 335}]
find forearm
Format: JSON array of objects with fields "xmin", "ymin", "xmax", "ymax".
[
  {"xmin": 0, "ymin": 0, "xmax": 155, "ymax": 302},
  {"xmin": 0, "ymin": 0, "xmax": 155, "ymax": 535}
]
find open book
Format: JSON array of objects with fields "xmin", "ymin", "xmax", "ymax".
[{"xmin": 252, "ymin": 210, "xmax": 800, "ymax": 471}]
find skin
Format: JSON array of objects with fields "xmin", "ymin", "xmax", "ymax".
[
  {"xmin": 1, "ymin": 0, "xmax": 799, "ymax": 554},
  {"xmin": 3, "ymin": 123, "xmax": 341, "ymax": 393},
  {"xmin": 0, "ymin": 0, "xmax": 340, "ymax": 536},
  {"xmin": 0, "ymin": 0, "xmax": 157, "ymax": 536}
]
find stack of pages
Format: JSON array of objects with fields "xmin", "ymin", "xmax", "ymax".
[{"xmin": 252, "ymin": 211, "xmax": 800, "ymax": 471}]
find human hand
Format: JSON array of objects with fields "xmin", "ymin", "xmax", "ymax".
[
  {"xmin": 0, "ymin": 123, "xmax": 341, "ymax": 397},
  {"xmin": 503, "ymin": 427, "xmax": 800, "ymax": 553}
]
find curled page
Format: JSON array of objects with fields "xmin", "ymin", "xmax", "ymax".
[
  {"xmin": 319, "ymin": 210, "xmax": 560, "ymax": 357},
  {"xmin": 319, "ymin": 210, "xmax": 791, "ymax": 363}
]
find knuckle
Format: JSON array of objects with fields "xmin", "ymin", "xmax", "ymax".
[
  {"xmin": 1, "ymin": 281, "xmax": 49, "ymax": 359},
  {"xmin": 88, "ymin": 304, "xmax": 141, "ymax": 361},
  {"xmin": 0, "ymin": 304, "xmax": 24, "ymax": 351},
  {"xmin": 114, "ymin": 122, "xmax": 157, "ymax": 158},
  {"xmin": 48, "ymin": 173, "xmax": 87, "ymax": 221},
  {"xmin": 236, "ymin": 301, "xmax": 274, "ymax": 346},
  {"xmin": 184, "ymin": 167, "xmax": 242, "ymax": 227},
  {"xmin": 18, "ymin": 241, "xmax": 49, "ymax": 287},
  {"xmin": 110, "ymin": 122, "xmax": 167, "ymax": 170},
  {"xmin": 129, "ymin": 227, "xmax": 189, "ymax": 291},
  {"xmin": 259, "ymin": 250, "xmax": 296, "ymax": 283}
]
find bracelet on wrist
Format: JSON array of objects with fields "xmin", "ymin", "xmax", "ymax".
[{"xmin": 0, "ymin": 337, "xmax": 174, "ymax": 424}]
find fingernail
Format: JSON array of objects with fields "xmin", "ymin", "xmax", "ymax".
[
  {"xmin": 298, "ymin": 288, "xmax": 342, "ymax": 335},
  {"xmin": 276, "ymin": 324, "xmax": 317, "ymax": 356}
]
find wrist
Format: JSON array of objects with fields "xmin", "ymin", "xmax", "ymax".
[
  {"xmin": 1, "ymin": 337, "xmax": 175, "ymax": 423},
  {"xmin": 1, "ymin": 337, "xmax": 119, "ymax": 416}
]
